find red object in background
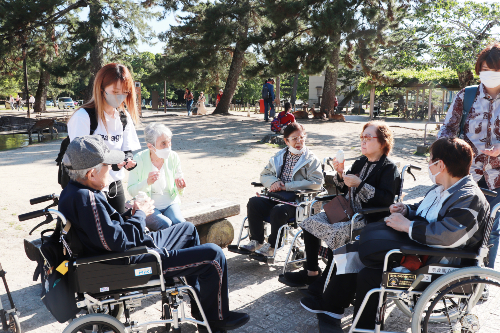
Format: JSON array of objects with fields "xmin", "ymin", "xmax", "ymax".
[{"xmin": 259, "ymin": 99, "xmax": 265, "ymax": 113}]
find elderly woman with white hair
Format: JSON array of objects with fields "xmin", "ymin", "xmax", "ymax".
[{"xmin": 128, "ymin": 122, "xmax": 187, "ymax": 230}]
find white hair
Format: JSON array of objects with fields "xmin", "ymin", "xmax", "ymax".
[
  {"xmin": 145, "ymin": 122, "xmax": 172, "ymax": 146},
  {"xmin": 62, "ymin": 154, "xmax": 103, "ymax": 181}
]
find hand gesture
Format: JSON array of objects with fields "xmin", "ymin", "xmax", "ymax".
[
  {"xmin": 117, "ymin": 161, "xmax": 127, "ymax": 170},
  {"xmin": 481, "ymin": 145, "xmax": 500, "ymax": 157},
  {"xmin": 133, "ymin": 198, "xmax": 155, "ymax": 216},
  {"xmin": 332, "ymin": 157, "xmax": 345, "ymax": 177},
  {"xmin": 343, "ymin": 174, "xmax": 361, "ymax": 188},
  {"xmin": 147, "ymin": 171, "xmax": 160, "ymax": 185},
  {"xmin": 269, "ymin": 181, "xmax": 286, "ymax": 192},
  {"xmin": 384, "ymin": 213, "xmax": 411, "ymax": 233},
  {"xmin": 124, "ymin": 159, "xmax": 137, "ymax": 169},
  {"xmin": 390, "ymin": 202, "xmax": 407, "ymax": 216},
  {"xmin": 175, "ymin": 178, "xmax": 186, "ymax": 189}
]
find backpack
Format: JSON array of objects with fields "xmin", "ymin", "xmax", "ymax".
[
  {"xmin": 262, "ymin": 84, "xmax": 270, "ymax": 100},
  {"xmin": 56, "ymin": 108, "xmax": 128, "ymax": 188},
  {"xmin": 270, "ymin": 112, "xmax": 286, "ymax": 133},
  {"xmin": 458, "ymin": 85, "xmax": 479, "ymax": 138}
]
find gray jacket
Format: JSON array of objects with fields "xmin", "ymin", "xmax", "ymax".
[
  {"xmin": 260, "ymin": 147, "xmax": 323, "ymax": 191},
  {"xmin": 407, "ymin": 175, "xmax": 490, "ymax": 251}
]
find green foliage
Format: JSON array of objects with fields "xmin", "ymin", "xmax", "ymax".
[
  {"xmin": 232, "ymin": 76, "xmax": 262, "ymax": 104},
  {"xmin": 358, "ymin": 68, "xmax": 467, "ymax": 94}
]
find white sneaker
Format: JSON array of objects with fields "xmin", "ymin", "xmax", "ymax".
[
  {"xmin": 255, "ymin": 242, "xmax": 275, "ymax": 256},
  {"xmin": 240, "ymin": 240, "xmax": 263, "ymax": 252}
]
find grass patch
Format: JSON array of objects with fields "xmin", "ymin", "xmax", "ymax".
[{"xmin": 15, "ymin": 225, "xmax": 22, "ymax": 230}]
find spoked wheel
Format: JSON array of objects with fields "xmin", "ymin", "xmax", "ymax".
[
  {"xmin": 411, "ymin": 267, "xmax": 500, "ymax": 333},
  {"xmin": 8, "ymin": 313, "xmax": 21, "ymax": 333},
  {"xmin": 62, "ymin": 313, "xmax": 126, "ymax": 333},
  {"xmin": 290, "ymin": 249, "xmax": 305, "ymax": 270}
]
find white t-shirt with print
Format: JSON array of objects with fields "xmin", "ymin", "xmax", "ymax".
[{"xmin": 67, "ymin": 108, "xmax": 141, "ymax": 185}]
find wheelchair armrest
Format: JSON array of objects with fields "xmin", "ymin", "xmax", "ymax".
[
  {"xmin": 480, "ymin": 187, "xmax": 497, "ymax": 197},
  {"xmin": 251, "ymin": 182, "xmax": 264, "ymax": 187},
  {"xmin": 400, "ymin": 245, "xmax": 478, "ymax": 259},
  {"xmin": 357, "ymin": 207, "xmax": 389, "ymax": 215},
  {"xmin": 75, "ymin": 246, "xmax": 149, "ymax": 265},
  {"xmin": 295, "ymin": 189, "xmax": 321, "ymax": 194},
  {"xmin": 314, "ymin": 194, "xmax": 337, "ymax": 202}
]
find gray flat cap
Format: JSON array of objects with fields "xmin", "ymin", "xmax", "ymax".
[{"xmin": 64, "ymin": 135, "xmax": 124, "ymax": 170}]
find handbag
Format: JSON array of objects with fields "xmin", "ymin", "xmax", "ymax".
[{"xmin": 323, "ymin": 192, "xmax": 354, "ymax": 224}]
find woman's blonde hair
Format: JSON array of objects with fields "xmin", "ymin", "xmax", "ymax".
[{"xmin": 75, "ymin": 63, "xmax": 139, "ymax": 131}]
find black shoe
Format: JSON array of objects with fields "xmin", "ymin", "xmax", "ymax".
[
  {"xmin": 317, "ymin": 313, "xmax": 343, "ymax": 333},
  {"xmin": 300, "ymin": 297, "xmax": 342, "ymax": 319},
  {"xmin": 197, "ymin": 311, "xmax": 250, "ymax": 332},
  {"xmin": 283, "ymin": 268, "xmax": 322, "ymax": 286},
  {"xmin": 299, "ymin": 288, "xmax": 321, "ymax": 300}
]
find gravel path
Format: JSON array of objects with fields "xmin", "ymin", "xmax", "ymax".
[{"xmin": 1, "ymin": 109, "xmax": 494, "ymax": 333}]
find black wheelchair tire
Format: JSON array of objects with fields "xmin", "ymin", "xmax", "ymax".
[
  {"xmin": 291, "ymin": 249, "xmax": 305, "ymax": 270},
  {"xmin": 62, "ymin": 313, "xmax": 126, "ymax": 333}
]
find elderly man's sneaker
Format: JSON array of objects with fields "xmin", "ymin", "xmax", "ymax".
[
  {"xmin": 240, "ymin": 240, "xmax": 263, "ymax": 253},
  {"xmin": 255, "ymin": 242, "xmax": 275, "ymax": 256}
]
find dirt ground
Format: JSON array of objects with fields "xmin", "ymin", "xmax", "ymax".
[{"xmin": 0, "ymin": 108, "xmax": 463, "ymax": 333}]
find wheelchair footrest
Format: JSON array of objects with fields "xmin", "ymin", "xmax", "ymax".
[
  {"xmin": 278, "ymin": 274, "xmax": 306, "ymax": 288},
  {"xmin": 227, "ymin": 245, "xmax": 252, "ymax": 255},
  {"xmin": 249, "ymin": 253, "xmax": 274, "ymax": 264}
]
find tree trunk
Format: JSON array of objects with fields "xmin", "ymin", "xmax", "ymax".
[
  {"xmin": 83, "ymin": 0, "xmax": 104, "ymax": 102},
  {"xmin": 320, "ymin": 33, "xmax": 341, "ymax": 117},
  {"xmin": 213, "ymin": 19, "xmax": 249, "ymax": 115},
  {"xmin": 22, "ymin": 42, "xmax": 30, "ymax": 118},
  {"xmin": 458, "ymin": 69, "xmax": 474, "ymax": 89},
  {"xmin": 290, "ymin": 72, "xmax": 299, "ymax": 109},
  {"xmin": 34, "ymin": 68, "xmax": 50, "ymax": 113}
]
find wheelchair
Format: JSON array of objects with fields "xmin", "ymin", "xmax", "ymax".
[
  {"xmin": 20, "ymin": 194, "xmax": 215, "ymax": 333},
  {"xmin": 280, "ymin": 163, "xmax": 422, "ymax": 279}
]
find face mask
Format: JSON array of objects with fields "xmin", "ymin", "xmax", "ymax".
[
  {"xmin": 153, "ymin": 146, "xmax": 171, "ymax": 159},
  {"xmin": 428, "ymin": 160, "xmax": 441, "ymax": 184},
  {"xmin": 104, "ymin": 91, "xmax": 127, "ymax": 108},
  {"xmin": 479, "ymin": 71, "xmax": 500, "ymax": 89},
  {"xmin": 288, "ymin": 145, "xmax": 306, "ymax": 155}
]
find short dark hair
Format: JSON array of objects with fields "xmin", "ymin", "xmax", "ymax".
[
  {"xmin": 283, "ymin": 122, "xmax": 305, "ymax": 138},
  {"xmin": 430, "ymin": 137, "xmax": 473, "ymax": 178},
  {"xmin": 475, "ymin": 42, "xmax": 500, "ymax": 75},
  {"xmin": 362, "ymin": 121, "xmax": 394, "ymax": 156},
  {"xmin": 284, "ymin": 102, "xmax": 291, "ymax": 112}
]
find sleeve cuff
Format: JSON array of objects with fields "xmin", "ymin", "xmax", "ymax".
[
  {"xmin": 357, "ymin": 182, "xmax": 375, "ymax": 202},
  {"xmin": 408, "ymin": 221, "xmax": 414, "ymax": 239}
]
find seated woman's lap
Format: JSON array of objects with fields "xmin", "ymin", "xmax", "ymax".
[{"xmin": 146, "ymin": 202, "xmax": 187, "ymax": 231}]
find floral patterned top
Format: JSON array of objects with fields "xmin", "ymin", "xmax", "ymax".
[
  {"xmin": 438, "ymin": 84, "xmax": 500, "ymax": 189},
  {"xmin": 333, "ymin": 161, "xmax": 377, "ymax": 213},
  {"xmin": 281, "ymin": 152, "xmax": 301, "ymax": 183}
]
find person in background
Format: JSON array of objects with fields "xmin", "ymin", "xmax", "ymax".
[
  {"xmin": 216, "ymin": 89, "xmax": 223, "ymax": 107},
  {"xmin": 263, "ymin": 78, "xmax": 276, "ymax": 122},
  {"xmin": 197, "ymin": 92, "xmax": 207, "ymax": 115},
  {"xmin": 8, "ymin": 95, "xmax": 14, "ymax": 110},
  {"xmin": 275, "ymin": 102, "xmax": 295, "ymax": 133},
  {"xmin": 184, "ymin": 88, "xmax": 194, "ymax": 116},
  {"xmin": 29, "ymin": 95, "xmax": 35, "ymax": 109},
  {"xmin": 128, "ymin": 123, "xmax": 187, "ymax": 230},
  {"xmin": 438, "ymin": 41, "xmax": 500, "ymax": 269},
  {"xmin": 66, "ymin": 63, "xmax": 141, "ymax": 214}
]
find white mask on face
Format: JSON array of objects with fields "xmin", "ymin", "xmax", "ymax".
[
  {"xmin": 153, "ymin": 145, "xmax": 171, "ymax": 159},
  {"xmin": 479, "ymin": 71, "xmax": 500, "ymax": 89},
  {"xmin": 288, "ymin": 145, "xmax": 306, "ymax": 155},
  {"xmin": 428, "ymin": 160, "xmax": 441, "ymax": 184},
  {"xmin": 104, "ymin": 91, "xmax": 127, "ymax": 108}
]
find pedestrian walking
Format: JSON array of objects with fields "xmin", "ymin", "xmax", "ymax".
[
  {"xmin": 184, "ymin": 88, "xmax": 194, "ymax": 116},
  {"xmin": 8, "ymin": 95, "xmax": 14, "ymax": 110},
  {"xmin": 262, "ymin": 78, "xmax": 276, "ymax": 122},
  {"xmin": 29, "ymin": 95, "xmax": 35, "ymax": 109}
]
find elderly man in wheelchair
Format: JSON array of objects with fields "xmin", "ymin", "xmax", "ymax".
[
  {"xmin": 300, "ymin": 137, "xmax": 496, "ymax": 333},
  {"xmin": 51, "ymin": 135, "xmax": 249, "ymax": 333}
]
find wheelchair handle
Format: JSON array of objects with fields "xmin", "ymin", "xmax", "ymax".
[
  {"xmin": 30, "ymin": 193, "xmax": 57, "ymax": 205},
  {"xmin": 408, "ymin": 164, "xmax": 421, "ymax": 171},
  {"xmin": 480, "ymin": 187, "xmax": 497, "ymax": 197},
  {"xmin": 357, "ymin": 207, "xmax": 389, "ymax": 215},
  {"xmin": 251, "ymin": 182, "xmax": 264, "ymax": 187},
  {"xmin": 75, "ymin": 246, "xmax": 149, "ymax": 265},
  {"xmin": 18, "ymin": 209, "xmax": 48, "ymax": 221}
]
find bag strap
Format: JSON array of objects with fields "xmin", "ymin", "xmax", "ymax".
[{"xmin": 458, "ymin": 85, "xmax": 479, "ymax": 138}]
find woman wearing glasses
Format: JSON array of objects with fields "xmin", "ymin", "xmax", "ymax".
[
  {"xmin": 281, "ymin": 121, "xmax": 399, "ymax": 290},
  {"xmin": 67, "ymin": 63, "xmax": 141, "ymax": 214},
  {"xmin": 240, "ymin": 122, "xmax": 324, "ymax": 256}
]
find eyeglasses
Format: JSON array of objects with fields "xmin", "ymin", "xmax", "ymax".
[
  {"xmin": 360, "ymin": 134, "xmax": 376, "ymax": 142},
  {"xmin": 288, "ymin": 135, "xmax": 307, "ymax": 142}
]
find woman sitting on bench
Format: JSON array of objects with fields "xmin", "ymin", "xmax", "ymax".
[
  {"xmin": 240, "ymin": 122, "xmax": 324, "ymax": 256},
  {"xmin": 128, "ymin": 122, "xmax": 187, "ymax": 230}
]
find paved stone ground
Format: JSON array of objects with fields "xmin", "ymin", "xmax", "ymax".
[{"xmin": 0, "ymin": 109, "xmax": 498, "ymax": 333}]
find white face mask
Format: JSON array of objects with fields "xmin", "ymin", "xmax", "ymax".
[
  {"xmin": 288, "ymin": 145, "xmax": 306, "ymax": 155},
  {"xmin": 104, "ymin": 91, "xmax": 127, "ymax": 108},
  {"xmin": 428, "ymin": 160, "xmax": 441, "ymax": 185},
  {"xmin": 479, "ymin": 71, "xmax": 500, "ymax": 89},
  {"xmin": 153, "ymin": 145, "xmax": 171, "ymax": 159}
]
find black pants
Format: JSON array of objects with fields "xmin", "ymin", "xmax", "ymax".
[
  {"xmin": 247, "ymin": 196, "xmax": 296, "ymax": 247},
  {"xmin": 106, "ymin": 180, "xmax": 126, "ymax": 215},
  {"xmin": 303, "ymin": 230, "xmax": 323, "ymax": 271},
  {"xmin": 131, "ymin": 222, "xmax": 229, "ymax": 321}
]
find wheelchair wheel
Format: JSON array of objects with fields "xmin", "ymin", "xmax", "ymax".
[
  {"xmin": 411, "ymin": 267, "xmax": 500, "ymax": 332},
  {"xmin": 8, "ymin": 313, "xmax": 21, "ymax": 333},
  {"xmin": 89, "ymin": 303, "xmax": 124, "ymax": 319},
  {"xmin": 62, "ymin": 313, "xmax": 126, "ymax": 333},
  {"xmin": 291, "ymin": 249, "xmax": 305, "ymax": 270}
]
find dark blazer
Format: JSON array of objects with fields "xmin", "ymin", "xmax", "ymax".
[{"xmin": 335, "ymin": 154, "xmax": 400, "ymax": 223}]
